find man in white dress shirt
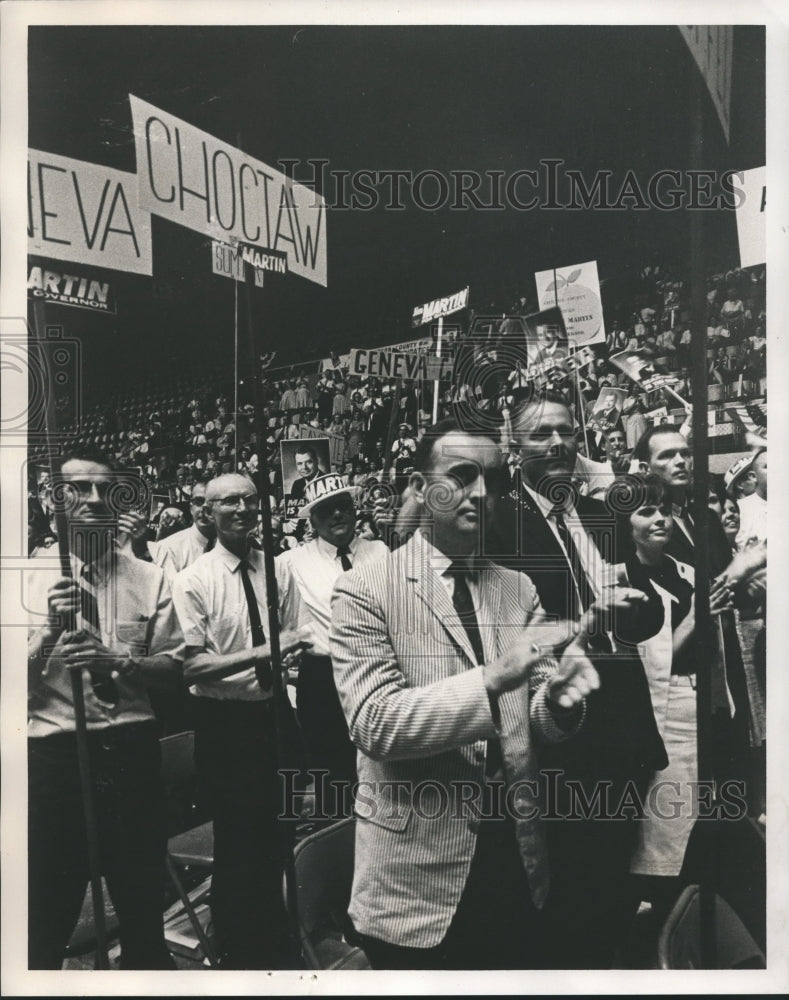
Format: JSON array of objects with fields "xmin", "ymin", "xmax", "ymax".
[
  {"xmin": 149, "ymin": 481, "xmax": 216, "ymax": 577},
  {"xmin": 280, "ymin": 473, "xmax": 388, "ymax": 819},
  {"xmin": 26, "ymin": 449, "xmax": 184, "ymax": 969},
  {"xmin": 171, "ymin": 473, "xmax": 309, "ymax": 968}
]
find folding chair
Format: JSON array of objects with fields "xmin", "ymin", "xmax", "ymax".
[
  {"xmin": 287, "ymin": 817, "xmax": 370, "ymax": 969},
  {"xmin": 657, "ymin": 885, "xmax": 765, "ymax": 969},
  {"xmin": 159, "ymin": 731, "xmax": 217, "ymax": 966}
]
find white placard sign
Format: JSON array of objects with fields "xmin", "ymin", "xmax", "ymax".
[
  {"xmin": 535, "ymin": 259, "xmax": 606, "ymax": 347},
  {"xmin": 735, "ymin": 166, "xmax": 766, "ymax": 269},
  {"xmin": 130, "ymin": 95, "xmax": 327, "ymax": 286},
  {"xmin": 28, "ymin": 149, "xmax": 153, "ymax": 275}
]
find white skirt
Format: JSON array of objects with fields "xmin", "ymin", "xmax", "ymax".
[{"xmin": 630, "ymin": 677, "xmax": 697, "ymax": 877}]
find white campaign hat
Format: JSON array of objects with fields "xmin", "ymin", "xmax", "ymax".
[{"xmin": 299, "ymin": 473, "xmax": 360, "ymax": 517}]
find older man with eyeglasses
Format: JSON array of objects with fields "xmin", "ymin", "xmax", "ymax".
[
  {"xmin": 171, "ymin": 473, "xmax": 311, "ymax": 968},
  {"xmin": 147, "ymin": 481, "xmax": 217, "ymax": 576}
]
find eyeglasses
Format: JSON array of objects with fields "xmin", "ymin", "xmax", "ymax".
[
  {"xmin": 190, "ymin": 496, "xmax": 206, "ymax": 506},
  {"xmin": 66, "ymin": 479, "xmax": 112, "ymax": 497},
  {"xmin": 213, "ymin": 494, "xmax": 260, "ymax": 510}
]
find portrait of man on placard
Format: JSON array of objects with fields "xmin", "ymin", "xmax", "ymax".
[
  {"xmin": 281, "ymin": 438, "xmax": 330, "ymax": 517},
  {"xmin": 587, "ymin": 387, "xmax": 626, "ymax": 433}
]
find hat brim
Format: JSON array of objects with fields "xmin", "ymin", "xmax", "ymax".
[
  {"xmin": 298, "ymin": 483, "xmax": 361, "ymax": 517},
  {"xmin": 724, "ymin": 453, "xmax": 757, "ymax": 492}
]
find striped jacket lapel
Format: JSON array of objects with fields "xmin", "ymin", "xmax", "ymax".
[{"xmin": 404, "ymin": 533, "xmax": 480, "ymax": 668}]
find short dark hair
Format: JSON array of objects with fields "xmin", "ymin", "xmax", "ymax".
[
  {"xmin": 412, "ymin": 418, "xmax": 464, "ymax": 474},
  {"xmin": 510, "ymin": 388, "xmax": 573, "ymax": 428},
  {"xmin": 632, "ymin": 424, "xmax": 685, "ymax": 464},
  {"xmin": 606, "ymin": 473, "xmax": 670, "ymax": 557},
  {"xmin": 60, "ymin": 445, "xmax": 119, "ymax": 473},
  {"xmin": 295, "ymin": 445, "xmax": 318, "ymax": 462}
]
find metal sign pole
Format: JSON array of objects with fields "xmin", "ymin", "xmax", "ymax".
[
  {"xmin": 31, "ymin": 299, "xmax": 110, "ymax": 970},
  {"xmin": 432, "ymin": 316, "xmax": 444, "ymax": 424},
  {"xmin": 240, "ymin": 260, "xmax": 301, "ymax": 961},
  {"xmin": 689, "ymin": 70, "xmax": 717, "ymax": 970}
]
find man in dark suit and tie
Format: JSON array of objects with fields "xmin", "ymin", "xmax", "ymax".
[
  {"xmin": 497, "ymin": 391, "xmax": 667, "ymax": 969},
  {"xmin": 330, "ymin": 419, "xmax": 602, "ymax": 970}
]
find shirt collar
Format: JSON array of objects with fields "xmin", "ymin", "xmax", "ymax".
[
  {"xmin": 315, "ymin": 534, "xmax": 358, "ymax": 560},
  {"xmin": 72, "ymin": 541, "xmax": 127, "ymax": 583},
  {"xmin": 188, "ymin": 522, "xmax": 213, "ymax": 548},
  {"xmin": 213, "ymin": 538, "xmax": 256, "ymax": 573},
  {"xmin": 415, "ymin": 529, "xmax": 479, "ymax": 579}
]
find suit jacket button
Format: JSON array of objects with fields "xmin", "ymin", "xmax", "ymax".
[{"xmin": 467, "ymin": 817, "xmax": 480, "ymax": 834}]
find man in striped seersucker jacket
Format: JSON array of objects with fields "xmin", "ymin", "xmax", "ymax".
[{"xmin": 330, "ymin": 419, "xmax": 604, "ymax": 970}]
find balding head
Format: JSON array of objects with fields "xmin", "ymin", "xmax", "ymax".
[
  {"xmin": 205, "ymin": 474, "xmax": 260, "ymax": 555},
  {"xmin": 205, "ymin": 473, "xmax": 256, "ymax": 503}
]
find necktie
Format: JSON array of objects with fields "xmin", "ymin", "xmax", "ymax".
[
  {"xmin": 550, "ymin": 508, "xmax": 596, "ymax": 618},
  {"xmin": 447, "ymin": 564, "xmax": 485, "ymax": 666},
  {"xmin": 447, "ymin": 564, "xmax": 502, "ymax": 780},
  {"xmin": 238, "ymin": 560, "xmax": 272, "ymax": 691},
  {"xmin": 336, "ymin": 545, "xmax": 353, "ymax": 571},
  {"xmin": 78, "ymin": 564, "xmax": 119, "ymax": 706},
  {"xmin": 672, "ymin": 504, "xmax": 695, "ymax": 545}
]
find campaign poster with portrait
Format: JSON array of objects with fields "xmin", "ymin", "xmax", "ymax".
[
  {"xmin": 587, "ymin": 386, "xmax": 626, "ymax": 433},
  {"xmin": 280, "ymin": 437, "xmax": 331, "ymax": 517}
]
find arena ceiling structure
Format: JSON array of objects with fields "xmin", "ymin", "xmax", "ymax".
[{"xmin": 27, "ymin": 24, "xmax": 764, "ymax": 395}]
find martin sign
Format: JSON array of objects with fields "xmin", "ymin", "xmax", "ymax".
[
  {"xmin": 27, "ymin": 263, "xmax": 116, "ymax": 314},
  {"xmin": 412, "ymin": 286, "xmax": 469, "ymax": 327}
]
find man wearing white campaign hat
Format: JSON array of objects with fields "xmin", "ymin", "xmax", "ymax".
[
  {"xmin": 724, "ymin": 451, "xmax": 758, "ymax": 501},
  {"xmin": 731, "ymin": 450, "xmax": 767, "ymax": 549},
  {"xmin": 279, "ymin": 474, "xmax": 388, "ymax": 819}
]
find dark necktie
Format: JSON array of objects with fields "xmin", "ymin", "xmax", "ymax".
[
  {"xmin": 238, "ymin": 560, "xmax": 272, "ymax": 691},
  {"xmin": 78, "ymin": 564, "xmax": 119, "ymax": 706},
  {"xmin": 448, "ymin": 564, "xmax": 502, "ymax": 779},
  {"xmin": 672, "ymin": 504, "xmax": 695, "ymax": 545},
  {"xmin": 447, "ymin": 564, "xmax": 485, "ymax": 666},
  {"xmin": 550, "ymin": 507, "xmax": 596, "ymax": 618},
  {"xmin": 336, "ymin": 545, "xmax": 353, "ymax": 571}
]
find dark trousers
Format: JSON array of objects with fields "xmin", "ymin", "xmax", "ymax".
[
  {"xmin": 358, "ymin": 817, "xmax": 546, "ymax": 970},
  {"xmin": 541, "ymin": 813, "xmax": 641, "ymax": 970},
  {"xmin": 296, "ymin": 655, "xmax": 357, "ymax": 820},
  {"xmin": 193, "ymin": 697, "xmax": 297, "ymax": 969},
  {"xmin": 28, "ymin": 723, "xmax": 173, "ymax": 970}
]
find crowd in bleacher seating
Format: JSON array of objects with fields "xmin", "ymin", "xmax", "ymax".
[
  {"xmin": 30, "ymin": 260, "xmax": 766, "ymax": 550},
  {"xmin": 25, "ymin": 254, "xmax": 768, "ymax": 971}
]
